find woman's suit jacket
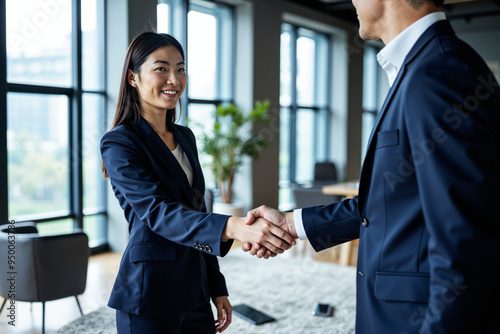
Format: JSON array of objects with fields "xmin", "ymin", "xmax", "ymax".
[
  {"xmin": 301, "ymin": 20, "xmax": 500, "ymax": 333},
  {"xmin": 101, "ymin": 117, "xmax": 233, "ymax": 316}
]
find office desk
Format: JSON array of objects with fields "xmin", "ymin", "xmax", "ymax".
[
  {"xmin": 319, "ymin": 180, "xmax": 359, "ymax": 265},
  {"xmin": 322, "ymin": 180, "xmax": 359, "ymax": 198}
]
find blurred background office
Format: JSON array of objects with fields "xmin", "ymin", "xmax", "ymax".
[{"xmin": 1, "ymin": 0, "xmax": 499, "ymax": 253}]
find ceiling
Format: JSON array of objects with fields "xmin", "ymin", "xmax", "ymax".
[{"xmin": 281, "ymin": 0, "xmax": 500, "ymax": 25}]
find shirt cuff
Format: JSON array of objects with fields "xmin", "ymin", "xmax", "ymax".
[{"xmin": 293, "ymin": 209, "xmax": 308, "ymax": 240}]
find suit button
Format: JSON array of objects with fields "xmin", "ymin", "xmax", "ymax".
[{"xmin": 362, "ymin": 218, "xmax": 369, "ymax": 227}]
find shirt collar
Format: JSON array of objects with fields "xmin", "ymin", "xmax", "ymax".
[{"xmin": 377, "ymin": 11, "xmax": 446, "ymax": 86}]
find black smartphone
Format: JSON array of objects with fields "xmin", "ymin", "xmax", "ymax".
[
  {"xmin": 311, "ymin": 303, "xmax": 333, "ymax": 317},
  {"xmin": 233, "ymin": 304, "xmax": 276, "ymax": 325}
]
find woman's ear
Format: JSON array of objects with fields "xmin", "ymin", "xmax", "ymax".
[{"xmin": 127, "ymin": 69, "xmax": 137, "ymax": 88}]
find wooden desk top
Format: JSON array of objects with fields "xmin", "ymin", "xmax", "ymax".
[{"xmin": 322, "ymin": 180, "xmax": 359, "ymax": 198}]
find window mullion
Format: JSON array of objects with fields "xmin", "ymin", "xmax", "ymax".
[
  {"xmin": 290, "ymin": 26, "xmax": 298, "ymax": 183},
  {"xmin": 71, "ymin": 0, "xmax": 83, "ymax": 229},
  {"xmin": 0, "ymin": 0, "xmax": 8, "ymax": 225},
  {"xmin": 324, "ymin": 35, "xmax": 332, "ymax": 158}
]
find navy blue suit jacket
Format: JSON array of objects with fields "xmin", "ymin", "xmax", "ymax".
[
  {"xmin": 302, "ymin": 20, "xmax": 500, "ymax": 333},
  {"xmin": 101, "ymin": 117, "xmax": 233, "ymax": 316}
]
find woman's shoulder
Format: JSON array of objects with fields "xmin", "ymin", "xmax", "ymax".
[
  {"xmin": 101, "ymin": 123, "xmax": 142, "ymax": 146},
  {"xmin": 172, "ymin": 123, "xmax": 196, "ymax": 140},
  {"xmin": 172, "ymin": 122, "xmax": 192, "ymax": 133}
]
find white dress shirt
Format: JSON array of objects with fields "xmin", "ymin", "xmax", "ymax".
[
  {"xmin": 294, "ymin": 11, "xmax": 447, "ymax": 240},
  {"xmin": 171, "ymin": 144, "xmax": 193, "ymax": 187},
  {"xmin": 377, "ymin": 11, "xmax": 446, "ymax": 87}
]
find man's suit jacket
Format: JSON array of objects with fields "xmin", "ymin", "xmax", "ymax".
[
  {"xmin": 302, "ymin": 20, "xmax": 500, "ymax": 333},
  {"xmin": 101, "ymin": 117, "xmax": 233, "ymax": 316}
]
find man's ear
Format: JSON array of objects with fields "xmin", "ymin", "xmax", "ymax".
[{"xmin": 127, "ymin": 69, "xmax": 137, "ymax": 88}]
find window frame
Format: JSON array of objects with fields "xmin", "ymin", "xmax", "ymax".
[
  {"xmin": 159, "ymin": 0, "xmax": 235, "ymax": 190},
  {"xmin": 279, "ymin": 23, "xmax": 332, "ymax": 197},
  {"xmin": 1, "ymin": 0, "xmax": 108, "ymax": 252},
  {"xmin": 186, "ymin": 0, "xmax": 234, "ymax": 107}
]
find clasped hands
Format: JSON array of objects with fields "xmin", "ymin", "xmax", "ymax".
[{"xmin": 222, "ymin": 206, "xmax": 298, "ymax": 259}]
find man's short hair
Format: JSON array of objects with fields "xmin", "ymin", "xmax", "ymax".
[{"xmin": 406, "ymin": 0, "xmax": 445, "ymax": 9}]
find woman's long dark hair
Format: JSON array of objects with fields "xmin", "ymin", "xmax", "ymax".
[{"xmin": 102, "ymin": 32, "xmax": 185, "ymax": 178}]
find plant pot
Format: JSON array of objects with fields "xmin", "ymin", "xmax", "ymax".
[{"xmin": 213, "ymin": 202, "xmax": 244, "ymax": 217}]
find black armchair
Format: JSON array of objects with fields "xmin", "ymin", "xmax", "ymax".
[{"xmin": 0, "ymin": 222, "xmax": 89, "ymax": 334}]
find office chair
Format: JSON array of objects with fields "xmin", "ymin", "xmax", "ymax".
[{"xmin": 0, "ymin": 222, "xmax": 89, "ymax": 334}]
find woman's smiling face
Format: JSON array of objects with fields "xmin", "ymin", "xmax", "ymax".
[{"xmin": 129, "ymin": 45, "xmax": 187, "ymax": 115}]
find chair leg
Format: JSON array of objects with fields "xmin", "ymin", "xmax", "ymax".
[
  {"xmin": 74, "ymin": 296, "xmax": 84, "ymax": 316},
  {"xmin": 0, "ymin": 298, "xmax": 7, "ymax": 313},
  {"xmin": 42, "ymin": 301, "xmax": 45, "ymax": 334}
]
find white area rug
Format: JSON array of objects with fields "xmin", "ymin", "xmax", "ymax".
[{"xmin": 56, "ymin": 251, "xmax": 356, "ymax": 334}]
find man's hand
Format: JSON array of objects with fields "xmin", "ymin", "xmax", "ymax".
[
  {"xmin": 222, "ymin": 216, "xmax": 295, "ymax": 255},
  {"xmin": 243, "ymin": 205, "xmax": 298, "ymax": 258}
]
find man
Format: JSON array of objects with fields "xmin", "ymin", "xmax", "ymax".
[{"xmin": 245, "ymin": 0, "xmax": 500, "ymax": 333}]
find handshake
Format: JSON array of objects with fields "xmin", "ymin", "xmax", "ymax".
[{"xmin": 222, "ymin": 205, "xmax": 299, "ymax": 259}]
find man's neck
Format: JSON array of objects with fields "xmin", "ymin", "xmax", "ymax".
[{"xmin": 381, "ymin": 4, "xmax": 441, "ymax": 45}]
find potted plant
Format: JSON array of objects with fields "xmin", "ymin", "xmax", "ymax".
[{"xmin": 199, "ymin": 100, "xmax": 271, "ymax": 208}]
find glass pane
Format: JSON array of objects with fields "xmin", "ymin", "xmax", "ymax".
[
  {"xmin": 279, "ymin": 107, "xmax": 291, "ymax": 182},
  {"xmin": 84, "ymin": 215, "xmax": 106, "ymax": 246},
  {"xmin": 37, "ymin": 219, "xmax": 74, "ymax": 236},
  {"xmin": 316, "ymin": 109, "xmax": 328, "ymax": 161},
  {"xmin": 315, "ymin": 34, "xmax": 329, "ymax": 106},
  {"xmin": 296, "ymin": 35, "xmax": 316, "ymax": 106},
  {"xmin": 83, "ymin": 93, "xmax": 106, "ymax": 210},
  {"xmin": 8, "ymin": 93, "xmax": 70, "ymax": 218},
  {"xmin": 6, "ymin": 0, "xmax": 72, "ymax": 87},
  {"xmin": 362, "ymin": 111, "xmax": 377, "ymax": 158},
  {"xmin": 187, "ymin": 11, "xmax": 217, "ymax": 99},
  {"xmin": 279, "ymin": 186, "xmax": 292, "ymax": 210},
  {"xmin": 295, "ymin": 109, "xmax": 315, "ymax": 183},
  {"xmin": 280, "ymin": 26, "xmax": 292, "ymax": 107},
  {"xmin": 363, "ymin": 46, "xmax": 378, "ymax": 112},
  {"xmin": 82, "ymin": 0, "xmax": 105, "ymax": 91},
  {"xmin": 187, "ymin": 103, "xmax": 216, "ymax": 189},
  {"xmin": 216, "ymin": 5, "xmax": 233, "ymax": 101},
  {"xmin": 157, "ymin": 3, "xmax": 170, "ymax": 33}
]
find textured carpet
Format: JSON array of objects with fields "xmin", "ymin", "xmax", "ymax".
[{"xmin": 56, "ymin": 251, "xmax": 356, "ymax": 334}]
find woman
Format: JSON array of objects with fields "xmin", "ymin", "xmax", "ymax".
[{"xmin": 100, "ymin": 32, "xmax": 294, "ymax": 333}]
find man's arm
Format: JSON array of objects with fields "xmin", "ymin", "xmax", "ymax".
[{"xmin": 243, "ymin": 199, "xmax": 361, "ymax": 258}]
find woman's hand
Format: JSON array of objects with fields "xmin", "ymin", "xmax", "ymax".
[
  {"xmin": 213, "ymin": 296, "xmax": 232, "ymax": 333},
  {"xmin": 222, "ymin": 216, "xmax": 296, "ymax": 255},
  {"xmin": 242, "ymin": 206, "xmax": 298, "ymax": 258}
]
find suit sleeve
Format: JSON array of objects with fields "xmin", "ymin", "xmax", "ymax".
[
  {"xmin": 101, "ymin": 129, "xmax": 232, "ymax": 257},
  {"xmin": 404, "ymin": 56, "xmax": 500, "ymax": 333},
  {"xmin": 181, "ymin": 126, "xmax": 231, "ymax": 298},
  {"xmin": 301, "ymin": 196, "xmax": 361, "ymax": 252}
]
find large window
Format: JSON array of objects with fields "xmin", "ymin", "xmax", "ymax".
[
  {"xmin": 3, "ymin": 0, "xmax": 107, "ymax": 249},
  {"xmin": 362, "ymin": 44, "xmax": 389, "ymax": 158},
  {"xmin": 279, "ymin": 23, "xmax": 331, "ymax": 207},
  {"xmin": 158, "ymin": 0, "xmax": 234, "ymax": 190}
]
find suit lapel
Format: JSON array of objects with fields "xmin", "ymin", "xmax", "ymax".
[
  {"xmin": 358, "ymin": 20, "xmax": 455, "ymax": 208},
  {"xmin": 135, "ymin": 118, "xmax": 194, "ymax": 203},
  {"xmin": 169, "ymin": 124, "xmax": 207, "ymax": 212}
]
